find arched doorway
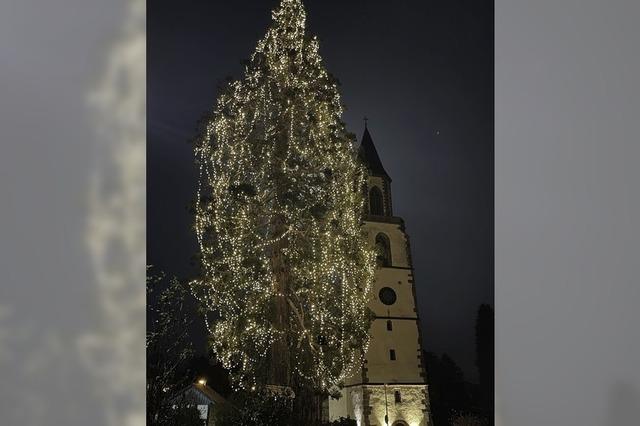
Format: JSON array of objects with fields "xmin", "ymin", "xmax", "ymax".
[{"xmin": 392, "ymin": 421, "xmax": 409, "ymax": 426}]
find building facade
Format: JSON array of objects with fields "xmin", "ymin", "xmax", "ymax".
[
  {"xmin": 329, "ymin": 127, "xmax": 431, "ymax": 426},
  {"xmin": 172, "ymin": 381, "xmax": 226, "ymax": 426}
]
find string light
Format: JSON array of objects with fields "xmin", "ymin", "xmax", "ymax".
[{"xmin": 191, "ymin": 0, "xmax": 375, "ymax": 393}]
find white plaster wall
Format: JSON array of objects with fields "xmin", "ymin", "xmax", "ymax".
[
  {"xmin": 369, "ymin": 268, "xmax": 415, "ymax": 318},
  {"xmin": 366, "ymin": 319, "xmax": 423, "ymax": 383},
  {"xmin": 365, "ymin": 221, "xmax": 410, "ymax": 269},
  {"xmin": 329, "ymin": 203, "xmax": 430, "ymax": 425}
]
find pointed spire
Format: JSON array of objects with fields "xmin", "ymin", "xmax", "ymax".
[
  {"xmin": 358, "ymin": 124, "xmax": 391, "ymax": 181},
  {"xmin": 256, "ymin": 0, "xmax": 308, "ymax": 68}
]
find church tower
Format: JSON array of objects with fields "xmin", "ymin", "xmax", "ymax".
[{"xmin": 329, "ymin": 126, "xmax": 432, "ymax": 426}]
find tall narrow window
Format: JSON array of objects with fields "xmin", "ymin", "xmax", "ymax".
[
  {"xmin": 375, "ymin": 233, "xmax": 391, "ymax": 267},
  {"xmin": 369, "ymin": 186, "xmax": 384, "ymax": 216},
  {"xmin": 389, "ymin": 349, "xmax": 396, "ymax": 361},
  {"xmin": 394, "ymin": 391, "xmax": 402, "ymax": 403},
  {"xmin": 387, "ymin": 320, "xmax": 393, "ymax": 331}
]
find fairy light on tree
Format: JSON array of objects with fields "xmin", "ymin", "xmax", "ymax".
[{"xmin": 191, "ymin": 0, "xmax": 376, "ymax": 416}]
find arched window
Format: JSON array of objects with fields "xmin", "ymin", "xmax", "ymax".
[
  {"xmin": 394, "ymin": 390, "xmax": 402, "ymax": 403},
  {"xmin": 375, "ymin": 233, "xmax": 392, "ymax": 267},
  {"xmin": 369, "ymin": 186, "xmax": 384, "ymax": 216}
]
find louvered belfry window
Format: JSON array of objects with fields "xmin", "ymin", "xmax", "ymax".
[{"xmin": 369, "ymin": 186, "xmax": 384, "ymax": 215}]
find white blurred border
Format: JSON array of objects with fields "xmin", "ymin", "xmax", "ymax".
[
  {"xmin": 496, "ymin": 0, "xmax": 640, "ymax": 425},
  {"xmin": 0, "ymin": 0, "xmax": 145, "ymax": 424},
  {"xmin": 81, "ymin": 0, "xmax": 145, "ymax": 425}
]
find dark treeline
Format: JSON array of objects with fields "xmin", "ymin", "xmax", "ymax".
[{"xmin": 425, "ymin": 304, "xmax": 494, "ymax": 425}]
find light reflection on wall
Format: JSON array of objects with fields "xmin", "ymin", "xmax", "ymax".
[
  {"xmin": 367, "ymin": 386, "xmax": 426, "ymax": 426},
  {"xmin": 351, "ymin": 387, "xmax": 364, "ymax": 426}
]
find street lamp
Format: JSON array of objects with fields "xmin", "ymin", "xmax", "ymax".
[{"xmin": 384, "ymin": 384, "xmax": 389, "ymax": 425}]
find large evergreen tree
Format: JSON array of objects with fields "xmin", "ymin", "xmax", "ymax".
[{"xmin": 192, "ymin": 0, "xmax": 375, "ymax": 418}]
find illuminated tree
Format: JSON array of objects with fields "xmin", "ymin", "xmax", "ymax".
[{"xmin": 192, "ymin": 0, "xmax": 375, "ymax": 411}]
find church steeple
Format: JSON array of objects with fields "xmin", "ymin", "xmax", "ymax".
[
  {"xmin": 358, "ymin": 125, "xmax": 391, "ymax": 182},
  {"xmin": 358, "ymin": 124, "xmax": 393, "ymax": 217},
  {"xmin": 333, "ymin": 125, "xmax": 431, "ymax": 426}
]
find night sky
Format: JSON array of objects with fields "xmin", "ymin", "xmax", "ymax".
[{"xmin": 148, "ymin": 0, "xmax": 493, "ymax": 380}]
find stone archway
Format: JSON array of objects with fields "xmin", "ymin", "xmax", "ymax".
[{"xmin": 392, "ymin": 421, "xmax": 409, "ymax": 426}]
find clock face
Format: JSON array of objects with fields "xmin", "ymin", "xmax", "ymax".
[{"xmin": 379, "ymin": 287, "xmax": 397, "ymax": 306}]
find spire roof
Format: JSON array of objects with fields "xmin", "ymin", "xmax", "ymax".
[{"xmin": 358, "ymin": 126, "xmax": 391, "ymax": 180}]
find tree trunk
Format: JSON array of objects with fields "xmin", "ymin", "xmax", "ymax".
[
  {"xmin": 269, "ymin": 217, "xmax": 323, "ymax": 425},
  {"xmin": 269, "ymin": 215, "xmax": 291, "ymax": 388},
  {"xmin": 292, "ymin": 384, "xmax": 324, "ymax": 425}
]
